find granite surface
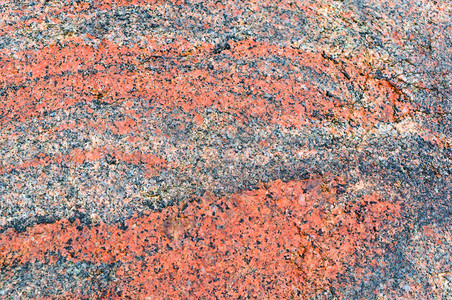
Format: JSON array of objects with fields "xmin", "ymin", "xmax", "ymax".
[{"xmin": 0, "ymin": 0, "xmax": 451, "ymax": 299}]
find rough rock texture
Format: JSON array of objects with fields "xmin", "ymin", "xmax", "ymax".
[{"xmin": 0, "ymin": 0, "xmax": 451, "ymax": 298}]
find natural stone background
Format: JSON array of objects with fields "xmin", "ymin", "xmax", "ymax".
[{"xmin": 0, "ymin": 0, "xmax": 451, "ymax": 298}]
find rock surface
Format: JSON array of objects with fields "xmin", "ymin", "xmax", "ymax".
[{"xmin": 0, "ymin": 0, "xmax": 451, "ymax": 298}]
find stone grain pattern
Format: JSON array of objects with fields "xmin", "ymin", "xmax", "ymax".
[{"xmin": 0, "ymin": 0, "xmax": 451, "ymax": 299}]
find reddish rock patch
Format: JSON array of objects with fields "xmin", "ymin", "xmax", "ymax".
[{"xmin": 1, "ymin": 176, "xmax": 401, "ymax": 298}]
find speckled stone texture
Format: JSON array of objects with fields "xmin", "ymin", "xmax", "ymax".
[{"xmin": 0, "ymin": 0, "xmax": 451, "ymax": 299}]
